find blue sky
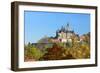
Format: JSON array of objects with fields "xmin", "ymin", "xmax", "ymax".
[{"xmin": 24, "ymin": 11, "xmax": 90, "ymax": 44}]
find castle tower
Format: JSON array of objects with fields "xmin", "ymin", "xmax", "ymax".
[{"xmin": 65, "ymin": 23, "xmax": 71, "ymax": 31}]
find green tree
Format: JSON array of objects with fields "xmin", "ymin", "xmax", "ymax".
[{"xmin": 24, "ymin": 43, "xmax": 44, "ymax": 61}]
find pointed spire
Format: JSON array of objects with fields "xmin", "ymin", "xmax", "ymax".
[
  {"xmin": 67, "ymin": 23, "xmax": 69, "ymax": 27},
  {"xmin": 65, "ymin": 22, "xmax": 69, "ymax": 31},
  {"xmin": 61, "ymin": 26, "xmax": 64, "ymax": 31}
]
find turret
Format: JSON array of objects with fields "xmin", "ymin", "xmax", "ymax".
[{"xmin": 65, "ymin": 23, "xmax": 72, "ymax": 32}]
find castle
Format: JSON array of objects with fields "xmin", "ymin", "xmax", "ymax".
[{"xmin": 51, "ymin": 23, "xmax": 79, "ymax": 43}]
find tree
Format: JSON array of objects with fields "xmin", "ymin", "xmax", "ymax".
[
  {"xmin": 42, "ymin": 43, "xmax": 64, "ymax": 60},
  {"xmin": 24, "ymin": 43, "xmax": 44, "ymax": 61}
]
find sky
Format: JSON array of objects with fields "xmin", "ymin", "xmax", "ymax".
[{"xmin": 24, "ymin": 11, "xmax": 90, "ymax": 44}]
